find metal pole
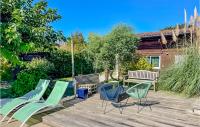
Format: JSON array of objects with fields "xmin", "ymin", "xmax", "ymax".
[{"xmin": 71, "ymin": 35, "xmax": 76, "ymax": 98}]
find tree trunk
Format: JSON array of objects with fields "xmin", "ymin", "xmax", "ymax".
[
  {"xmin": 95, "ymin": 60, "xmax": 98, "ymax": 73},
  {"xmin": 115, "ymin": 54, "xmax": 119, "ymax": 80},
  {"xmin": 104, "ymin": 68, "xmax": 110, "ymax": 82}
]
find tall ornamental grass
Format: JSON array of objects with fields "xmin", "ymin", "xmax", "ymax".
[{"xmin": 158, "ymin": 43, "xmax": 200, "ymax": 97}]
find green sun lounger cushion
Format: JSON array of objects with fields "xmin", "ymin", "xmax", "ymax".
[
  {"xmin": 0, "ymin": 79, "xmax": 50, "ymax": 120},
  {"xmin": 11, "ymin": 81, "xmax": 69, "ymax": 127}
]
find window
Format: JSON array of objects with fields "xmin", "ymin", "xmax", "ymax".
[{"xmin": 147, "ymin": 56, "xmax": 161, "ymax": 69}]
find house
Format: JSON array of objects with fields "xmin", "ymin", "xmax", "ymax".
[{"xmin": 136, "ymin": 30, "xmax": 191, "ymax": 70}]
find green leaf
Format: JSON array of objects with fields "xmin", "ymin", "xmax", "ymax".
[{"xmin": 0, "ymin": 48, "xmax": 21, "ymax": 65}]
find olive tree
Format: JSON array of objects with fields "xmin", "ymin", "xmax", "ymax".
[
  {"xmin": 107, "ymin": 24, "xmax": 139, "ymax": 78},
  {"xmin": 87, "ymin": 24, "xmax": 139, "ymax": 81}
]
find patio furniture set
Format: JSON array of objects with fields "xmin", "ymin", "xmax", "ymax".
[
  {"xmin": 99, "ymin": 81, "xmax": 153, "ymax": 114},
  {"xmin": 75, "ymin": 70, "xmax": 159, "ymax": 114},
  {"xmin": 0, "ymin": 70, "xmax": 159, "ymax": 126}
]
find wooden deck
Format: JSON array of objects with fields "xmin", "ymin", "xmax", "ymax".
[{"xmin": 42, "ymin": 91, "xmax": 200, "ymax": 127}]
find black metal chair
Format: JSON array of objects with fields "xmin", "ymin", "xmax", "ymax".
[{"xmin": 99, "ymin": 83, "xmax": 128, "ymax": 114}]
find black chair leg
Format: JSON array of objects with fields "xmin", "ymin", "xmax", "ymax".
[
  {"xmin": 124, "ymin": 97, "xmax": 129, "ymax": 106},
  {"xmin": 137, "ymin": 99, "xmax": 141, "ymax": 113},
  {"xmin": 104, "ymin": 101, "xmax": 108, "ymax": 114},
  {"xmin": 137, "ymin": 97, "xmax": 152, "ymax": 113},
  {"xmin": 118, "ymin": 102, "xmax": 122, "ymax": 114},
  {"xmin": 102, "ymin": 100, "xmax": 104, "ymax": 107},
  {"xmin": 145, "ymin": 97, "xmax": 152, "ymax": 111},
  {"xmin": 121, "ymin": 97, "xmax": 129, "ymax": 113}
]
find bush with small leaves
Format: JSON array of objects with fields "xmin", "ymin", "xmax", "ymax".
[
  {"xmin": 135, "ymin": 57, "xmax": 152, "ymax": 70},
  {"xmin": 11, "ymin": 58, "xmax": 54, "ymax": 97}
]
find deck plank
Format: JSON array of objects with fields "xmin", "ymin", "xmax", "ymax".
[{"xmin": 40, "ymin": 91, "xmax": 200, "ymax": 127}]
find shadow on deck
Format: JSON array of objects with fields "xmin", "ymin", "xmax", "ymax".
[
  {"xmin": 1, "ymin": 91, "xmax": 200, "ymax": 127},
  {"xmin": 41, "ymin": 91, "xmax": 200, "ymax": 127}
]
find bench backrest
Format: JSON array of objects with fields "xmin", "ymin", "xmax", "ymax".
[
  {"xmin": 75, "ymin": 73, "xmax": 99, "ymax": 84},
  {"xmin": 128, "ymin": 70, "xmax": 159, "ymax": 81}
]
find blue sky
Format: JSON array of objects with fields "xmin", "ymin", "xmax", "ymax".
[{"xmin": 46, "ymin": 0, "xmax": 199, "ymax": 38}]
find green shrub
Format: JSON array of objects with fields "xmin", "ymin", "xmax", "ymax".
[
  {"xmin": 47, "ymin": 50, "xmax": 72, "ymax": 78},
  {"xmin": 0, "ymin": 57, "xmax": 13, "ymax": 81},
  {"xmin": 47, "ymin": 49, "xmax": 94, "ymax": 78},
  {"xmin": 11, "ymin": 58, "xmax": 54, "ymax": 97},
  {"xmin": 135, "ymin": 57, "xmax": 152, "ymax": 70},
  {"xmin": 121, "ymin": 56, "xmax": 152, "ymax": 75},
  {"xmin": 121, "ymin": 61, "xmax": 136, "ymax": 75},
  {"xmin": 158, "ymin": 47, "xmax": 200, "ymax": 97},
  {"xmin": 74, "ymin": 52, "xmax": 94, "ymax": 75},
  {"xmin": 26, "ymin": 58, "xmax": 54, "ymax": 72}
]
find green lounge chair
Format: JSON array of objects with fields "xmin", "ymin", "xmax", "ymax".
[
  {"xmin": 0, "ymin": 79, "xmax": 50, "ymax": 123},
  {"xmin": 8, "ymin": 81, "xmax": 69, "ymax": 127},
  {"xmin": 126, "ymin": 82, "xmax": 152, "ymax": 113}
]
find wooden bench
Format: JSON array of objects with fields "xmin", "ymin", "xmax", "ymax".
[
  {"xmin": 123, "ymin": 70, "xmax": 159, "ymax": 92},
  {"xmin": 75, "ymin": 73, "xmax": 100, "ymax": 95}
]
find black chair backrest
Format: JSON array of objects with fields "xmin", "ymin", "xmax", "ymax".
[{"xmin": 98, "ymin": 83, "xmax": 113, "ymax": 100}]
